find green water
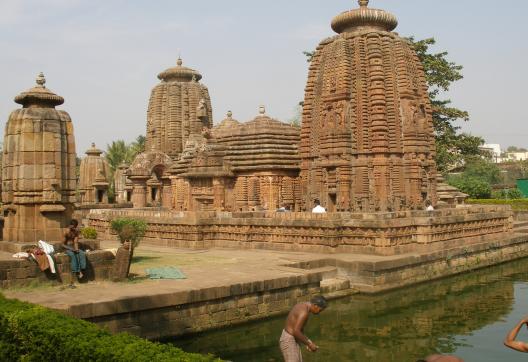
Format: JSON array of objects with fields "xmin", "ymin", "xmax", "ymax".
[{"xmin": 172, "ymin": 258, "xmax": 528, "ymax": 362}]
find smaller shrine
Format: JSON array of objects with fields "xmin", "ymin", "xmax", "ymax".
[
  {"xmin": 2, "ymin": 73, "xmax": 77, "ymax": 243},
  {"xmin": 78, "ymin": 143, "xmax": 111, "ymax": 205}
]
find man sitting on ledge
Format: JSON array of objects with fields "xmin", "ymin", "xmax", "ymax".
[{"xmin": 63, "ymin": 219, "xmax": 87, "ymax": 288}]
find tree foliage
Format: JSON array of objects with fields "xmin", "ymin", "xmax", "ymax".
[
  {"xmin": 105, "ymin": 135, "xmax": 145, "ymax": 202},
  {"xmin": 408, "ymin": 37, "xmax": 484, "ymax": 173}
]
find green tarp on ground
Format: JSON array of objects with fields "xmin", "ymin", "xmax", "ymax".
[{"xmin": 145, "ymin": 267, "xmax": 186, "ymax": 279}]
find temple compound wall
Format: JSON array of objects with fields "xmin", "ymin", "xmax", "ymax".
[
  {"xmin": 88, "ymin": 205, "xmax": 512, "ymax": 256},
  {"xmin": 2, "ymin": 73, "xmax": 76, "ymax": 243}
]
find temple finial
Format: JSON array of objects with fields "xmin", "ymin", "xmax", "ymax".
[
  {"xmin": 358, "ymin": 0, "xmax": 369, "ymax": 7},
  {"xmin": 36, "ymin": 72, "xmax": 46, "ymax": 87},
  {"xmin": 91, "ymin": 142, "xmax": 96, "ymax": 148},
  {"xmin": 177, "ymin": 57, "xmax": 183, "ymax": 66},
  {"xmin": 227, "ymin": 110, "xmax": 233, "ymax": 118},
  {"xmin": 259, "ymin": 105, "xmax": 266, "ymax": 115}
]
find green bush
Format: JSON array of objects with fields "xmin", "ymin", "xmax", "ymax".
[
  {"xmin": 0, "ymin": 294, "xmax": 222, "ymax": 362},
  {"xmin": 448, "ymin": 176, "xmax": 492, "ymax": 199},
  {"xmin": 491, "ymin": 188, "xmax": 524, "ymax": 200},
  {"xmin": 467, "ymin": 199, "xmax": 528, "ymax": 211},
  {"xmin": 80, "ymin": 227, "xmax": 98, "ymax": 239},
  {"xmin": 110, "ymin": 218, "xmax": 147, "ymax": 248}
]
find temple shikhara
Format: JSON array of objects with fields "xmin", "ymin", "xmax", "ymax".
[{"xmin": 1, "ymin": 1, "xmax": 514, "ymax": 256}]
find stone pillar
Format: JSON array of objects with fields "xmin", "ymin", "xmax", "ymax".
[
  {"xmin": 2, "ymin": 73, "xmax": 76, "ymax": 243},
  {"xmin": 161, "ymin": 181, "xmax": 172, "ymax": 209},
  {"xmin": 213, "ymin": 178, "xmax": 225, "ymax": 211},
  {"xmin": 131, "ymin": 182, "xmax": 147, "ymax": 208}
]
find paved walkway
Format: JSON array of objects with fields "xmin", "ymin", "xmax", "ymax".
[{"xmin": 3, "ymin": 241, "xmax": 347, "ymax": 312}]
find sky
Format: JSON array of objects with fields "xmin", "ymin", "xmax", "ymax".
[{"xmin": 1, "ymin": 0, "xmax": 527, "ymax": 154}]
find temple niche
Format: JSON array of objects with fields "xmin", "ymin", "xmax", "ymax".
[
  {"xmin": 299, "ymin": 0, "xmax": 437, "ymax": 212},
  {"xmin": 78, "ymin": 143, "xmax": 111, "ymax": 204},
  {"xmin": 2, "ymin": 73, "xmax": 77, "ymax": 243}
]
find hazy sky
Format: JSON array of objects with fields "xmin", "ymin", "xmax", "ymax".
[{"xmin": 1, "ymin": 0, "xmax": 527, "ymax": 154}]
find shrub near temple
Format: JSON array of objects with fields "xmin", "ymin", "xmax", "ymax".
[
  {"xmin": 0, "ymin": 295, "xmax": 222, "ymax": 362},
  {"xmin": 81, "ymin": 226, "xmax": 98, "ymax": 239},
  {"xmin": 110, "ymin": 218, "xmax": 147, "ymax": 248}
]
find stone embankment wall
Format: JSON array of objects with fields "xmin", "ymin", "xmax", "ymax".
[
  {"xmin": 78, "ymin": 272, "xmax": 348, "ymax": 340},
  {"xmin": 88, "ymin": 205, "xmax": 513, "ymax": 256},
  {"xmin": 0, "ymin": 250, "xmax": 114, "ymax": 288}
]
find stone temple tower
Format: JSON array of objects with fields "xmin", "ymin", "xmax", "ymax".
[
  {"xmin": 2, "ymin": 73, "xmax": 77, "ymax": 243},
  {"xmin": 145, "ymin": 58, "xmax": 213, "ymax": 159},
  {"xmin": 78, "ymin": 143, "xmax": 111, "ymax": 205},
  {"xmin": 300, "ymin": 0, "xmax": 437, "ymax": 212}
]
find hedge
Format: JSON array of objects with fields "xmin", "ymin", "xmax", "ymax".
[
  {"xmin": 0, "ymin": 294, "xmax": 223, "ymax": 362},
  {"xmin": 467, "ymin": 199, "xmax": 528, "ymax": 211}
]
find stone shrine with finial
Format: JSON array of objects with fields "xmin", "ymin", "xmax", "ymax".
[
  {"xmin": 2, "ymin": 73, "xmax": 77, "ymax": 243},
  {"xmin": 78, "ymin": 143, "xmax": 111, "ymax": 205}
]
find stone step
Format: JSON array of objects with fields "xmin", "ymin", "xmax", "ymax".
[
  {"xmin": 303, "ymin": 265, "xmax": 338, "ymax": 279},
  {"xmin": 320, "ymin": 277, "xmax": 350, "ymax": 294},
  {"xmin": 514, "ymin": 221, "xmax": 528, "ymax": 228}
]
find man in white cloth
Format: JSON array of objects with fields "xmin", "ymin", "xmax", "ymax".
[
  {"xmin": 311, "ymin": 199, "xmax": 326, "ymax": 213},
  {"xmin": 279, "ymin": 296, "xmax": 327, "ymax": 362}
]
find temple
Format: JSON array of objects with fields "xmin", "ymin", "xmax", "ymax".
[
  {"xmin": 300, "ymin": 0, "xmax": 436, "ymax": 212},
  {"xmin": 1, "ymin": 1, "xmax": 515, "ymax": 259},
  {"xmin": 78, "ymin": 143, "xmax": 111, "ymax": 205},
  {"xmin": 2, "ymin": 73, "xmax": 77, "ymax": 243}
]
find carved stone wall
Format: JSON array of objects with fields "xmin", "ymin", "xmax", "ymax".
[
  {"xmin": 300, "ymin": 0, "xmax": 437, "ymax": 212},
  {"xmin": 78, "ymin": 143, "xmax": 110, "ymax": 204},
  {"xmin": 88, "ymin": 205, "xmax": 513, "ymax": 256},
  {"xmin": 145, "ymin": 58, "xmax": 213, "ymax": 159},
  {"xmin": 2, "ymin": 73, "xmax": 76, "ymax": 243}
]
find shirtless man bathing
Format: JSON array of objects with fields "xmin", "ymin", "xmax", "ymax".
[{"xmin": 279, "ymin": 296, "xmax": 327, "ymax": 362}]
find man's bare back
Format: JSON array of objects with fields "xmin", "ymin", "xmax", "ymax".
[
  {"xmin": 284, "ymin": 302, "xmax": 312, "ymax": 347},
  {"xmin": 279, "ymin": 296, "xmax": 327, "ymax": 360}
]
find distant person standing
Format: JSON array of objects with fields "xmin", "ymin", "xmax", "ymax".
[
  {"xmin": 311, "ymin": 199, "xmax": 326, "ymax": 214},
  {"xmin": 279, "ymin": 296, "xmax": 327, "ymax": 362},
  {"xmin": 504, "ymin": 316, "xmax": 528, "ymax": 352}
]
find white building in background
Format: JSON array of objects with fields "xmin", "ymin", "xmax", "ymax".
[
  {"xmin": 481, "ymin": 143, "xmax": 502, "ymax": 163},
  {"xmin": 506, "ymin": 152, "xmax": 528, "ymax": 161}
]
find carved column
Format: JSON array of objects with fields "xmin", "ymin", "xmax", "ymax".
[{"xmin": 131, "ymin": 182, "xmax": 147, "ymax": 208}]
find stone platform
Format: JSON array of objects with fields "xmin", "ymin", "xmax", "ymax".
[
  {"xmin": 88, "ymin": 205, "xmax": 512, "ymax": 256},
  {"xmin": 4, "ymin": 223, "xmax": 528, "ymax": 340}
]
